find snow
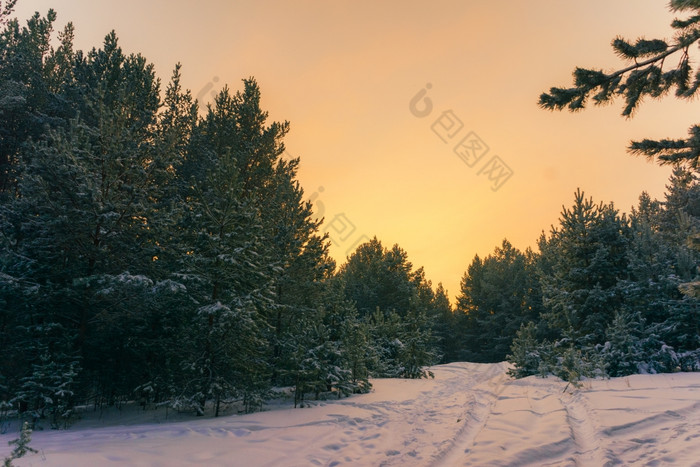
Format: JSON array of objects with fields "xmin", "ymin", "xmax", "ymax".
[{"xmin": 3, "ymin": 362, "xmax": 700, "ymax": 466}]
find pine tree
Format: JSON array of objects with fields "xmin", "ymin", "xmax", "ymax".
[
  {"xmin": 397, "ymin": 300, "xmax": 438, "ymax": 379},
  {"xmin": 622, "ymin": 192, "xmax": 685, "ymax": 326},
  {"xmin": 600, "ymin": 310, "xmax": 646, "ymax": 377},
  {"xmin": 263, "ymin": 164, "xmax": 332, "ymax": 386},
  {"xmin": 0, "ymin": 6, "xmax": 386, "ymax": 416},
  {"xmin": 337, "ymin": 306, "xmax": 373, "ymax": 394},
  {"xmin": 173, "ymin": 88, "xmax": 273, "ymax": 414},
  {"xmin": 456, "ymin": 239, "xmax": 543, "ymax": 362},
  {"xmin": 338, "ymin": 238, "xmax": 440, "ymax": 377},
  {"xmin": 539, "ymin": 190, "xmax": 629, "ymax": 343},
  {"xmin": 14, "ymin": 352, "xmax": 80, "ymax": 429},
  {"xmin": 368, "ymin": 308, "xmax": 405, "ymax": 377},
  {"xmin": 0, "ymin": 9, "xmax": 72, "ymax": 197},
  {"xmin": 507, "ymin": 322, "xmax": 548, "ymax": 378},
  {"xmin": 0, "ymin": 17, "xmax": 213, "ymax": 411},
  {"xmin": 318, "ymin": 278, "xmax": 373, "ymax": 394},
  {"xmin": 282, "ymin": 315, "xmax": 352, "ymax": 407},
  {"xmin": 279, "ymin": 276, "xmax": 373, "ymax": 407},
  {"xmin": 510, "ymin": 182, "xmax": 700, "ymax": 380},
  {"xmin": 661, "ymin": 169, "xmax": 700, "ymax": 235},
  {"xmin": 339, "ymin": 238, "xmax": 414, "ymax": 318},
  {"xmin": 429, "ymin": 283, "xmax": 458, "ymax": 363},
  {"xmin": 650, "ymin": 172, "xmax": 700, "ymax": 357},
  {"xmin": 507, "ymin": 191, "xmax": 630, "ymax": 382}
]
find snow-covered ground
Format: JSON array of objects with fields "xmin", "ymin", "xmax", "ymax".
[{"xmin": 3, "ymin": 362, "xmax": 700, "ymax": 466}]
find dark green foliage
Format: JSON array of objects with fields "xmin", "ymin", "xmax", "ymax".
[
  {"xmin": 600, "ymin": 311, "xmax": 646, "ymax": 377},
  {"xmin": 8, "ymin": 3, "xmax": 696, "ymax": 419},
  {"xmin": 396, "ymin": 305, "xmax": 438, "ymax": 379},
  {"xmin": 507, "ymin": 323, "xmax": 544, "ymax": 378},
  {"xmin": 629, "ymin": 126, "xmax": 700, "ymax": 167},
  {"xmin": 339, "ymin": 238, "xmax": 414, "ymax": 318},
  {"xmin": 338, "ymin": 238, "xmax": 441, "ymax": 378},
  {"xmin": 538, "ymin": 189, "xmax": 629, "ymax": 342},
  {"xmin": 339, "ymin": 317, "xmax": 373, "ymax": 393},
  {"xmin": 0, "ymin": 9, "xmax": 442, "ymax": 424},
  {"xmin": 279, "ymin": 288, "xmax": 374, "ymax": 407},
  {"xmin": 506, "ymin": 190, "xmax": 632, "ymax": 382},
  {"xmin": 0, "ymin": 24, "xmax": 171, "ymax": 414},
  {"xmin": 169, "ymin": 85, "xmax": 276, "ymax": 414},
  {"xmin": 14, "ymin": 352, "xmax": 79, "ymax": 429},
  {"xmin": 508, "ymin": 180, "xmax": 700, "ymax": 382},
  {"xmin": 456, "ymin": 240, "xmax": 543, "ymax": 363},
  {"xmin": 540, "ymin": 2, "xmax": 700, "ymax": 169},
  {"xmin": 0, "ymin": 8, "xmax": 68, "ymax": 196},
  {"xmin": 430, "ymin": 283, "xmax": 459, "ymax": 363},
  {"xmin": 282, "ymin": 316, "xmax": 344, "ymax": 407},
  {"xmin": 0, "ymin": 1, "xmax": 17, "ymax": 25}
]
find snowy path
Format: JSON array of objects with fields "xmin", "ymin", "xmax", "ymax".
[{"xmin": 4, "ymin": 363, "xmax": 700, "ymax": 466}]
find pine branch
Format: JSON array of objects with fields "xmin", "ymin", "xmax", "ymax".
[
  {"xmin": 629, "ymin": 124, "xmax": 700, "ymax": 169},
  {"xmin": 0, "ymin": 0, "xmax": 17, "ymax": 26},
  {"xmin": 539, "ymin": 29, "xmax": 700, "ymax": 114},
  {"xmin": 540, "ymin": 6, "xmax": 700, "ymax": 168},
  {"xmin": 670, "ymin": 0, "xmax": 700, "ymax": 13}
]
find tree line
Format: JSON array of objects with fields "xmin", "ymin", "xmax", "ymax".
[
  {"xmin": 500, "ymin": 0, "xmax": 700, "ymax": 382},
  {"xmin": 0, "ymin": 8, "xmax": 447, "ymax": 428},
  {"xmin": 450, "ymin": 176, "xmax": 699, "ymax": 382},
  {"xmin": 454, "ymin": 0, "xmax": 700, "ymax": 381}
]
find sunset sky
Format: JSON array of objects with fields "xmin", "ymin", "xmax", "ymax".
[{"xmin": 13, "ymin": 1, "xmax": 697, "ymax": 301}]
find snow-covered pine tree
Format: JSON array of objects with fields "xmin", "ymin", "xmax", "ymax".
[
  {"xmin": 536, "ymin": 2, "xmax": 700, "ymax": 373},
  {"xmin": 659, "ymin": 168, "xmax": 700, "ymax": 243},
  {"xmin": 662, "ymin": 170, "xmax": 700, "ymax": 301},
  {"xmin": 456, "ymin": 239, "xmax": 543, "ymax": 363},
  {"xmin": 0, "ymin": 8, "xmax": 73, "ymax": 198},
  {"xmin": 337, "ymin": 306, "xmax": 373, "ymax": 394},
  {"xmin": 600, "ymin": 310, "xmax": 646, "ymax": 377},
  {"xmin": 617, "ymin": 192, "xmax": 691, "ymax": 371},
  {"xmin": 338, "ymin": 238, "xmax": 440, "ymax": 378},
  {"xmin": 0, "ymin": 10, "xmax": 81, "ymax": 408},
  {"xmin": 367, "ymin": 308, "xmax": 404, "ymax": 378},
  {"xmin": 173, "ymin": 87, "xmax": 272, "ymax": 414},
  {"xmin": 281, "ymin": 315, "xmax": 351, "ymax": 407},
  {"xmin": 14, "ymin": 351, "xmax": 79, "ymax": 429},
  {"xmin": 262, "ymin": 173, "xmax": 333, "ymax": 387},
  {"xmin": 339, "ymin": 238, "xmax": 413, "ymax": 318},
  {"xmin": 651, "ymin": 171, "xmax": 700, "ymax": 368},
  {"xmin": 509, "ymin": 190, "xmax": 630, "ymax": 381},
  {"xmin": 1, "ymin": 26, "xmax": 176, "ymax": 408},
  {"xmin": 507, "ymin": 322, "xmax": 549, "ymax": 378},
  {"xmin": 316, "ymin": 279, "xmax": 373, "ymax": 395},
  {"xmin": 539, "ymin": 189, "xmax": 629, "ymax": 344},
  {"xmin": 396, "ymin": 304, "xmax": 437, "ymax": 379}
]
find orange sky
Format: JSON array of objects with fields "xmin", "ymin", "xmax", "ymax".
[{"xmin": 13, "ymin": 1, "xmax": 696, "ymax": 301}]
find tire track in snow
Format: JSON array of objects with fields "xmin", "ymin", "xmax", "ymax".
[
  {"xmin": 300, "ymin": 363, "xmax": 508, "ymax": 466},
  {"xmin": 600, "ymin": 399, "xmax": 700, "ymax": 465},
  {"xmin": 368, "ymin": 362, "xmax": 510, "ymax": 466},
  {"xmin": 430, "ymin": 363, "xmax": 509, "ymax": 467},
  {"xmin": 559, "ymin": 388, "xmax": 611, "ymax": 467}
]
